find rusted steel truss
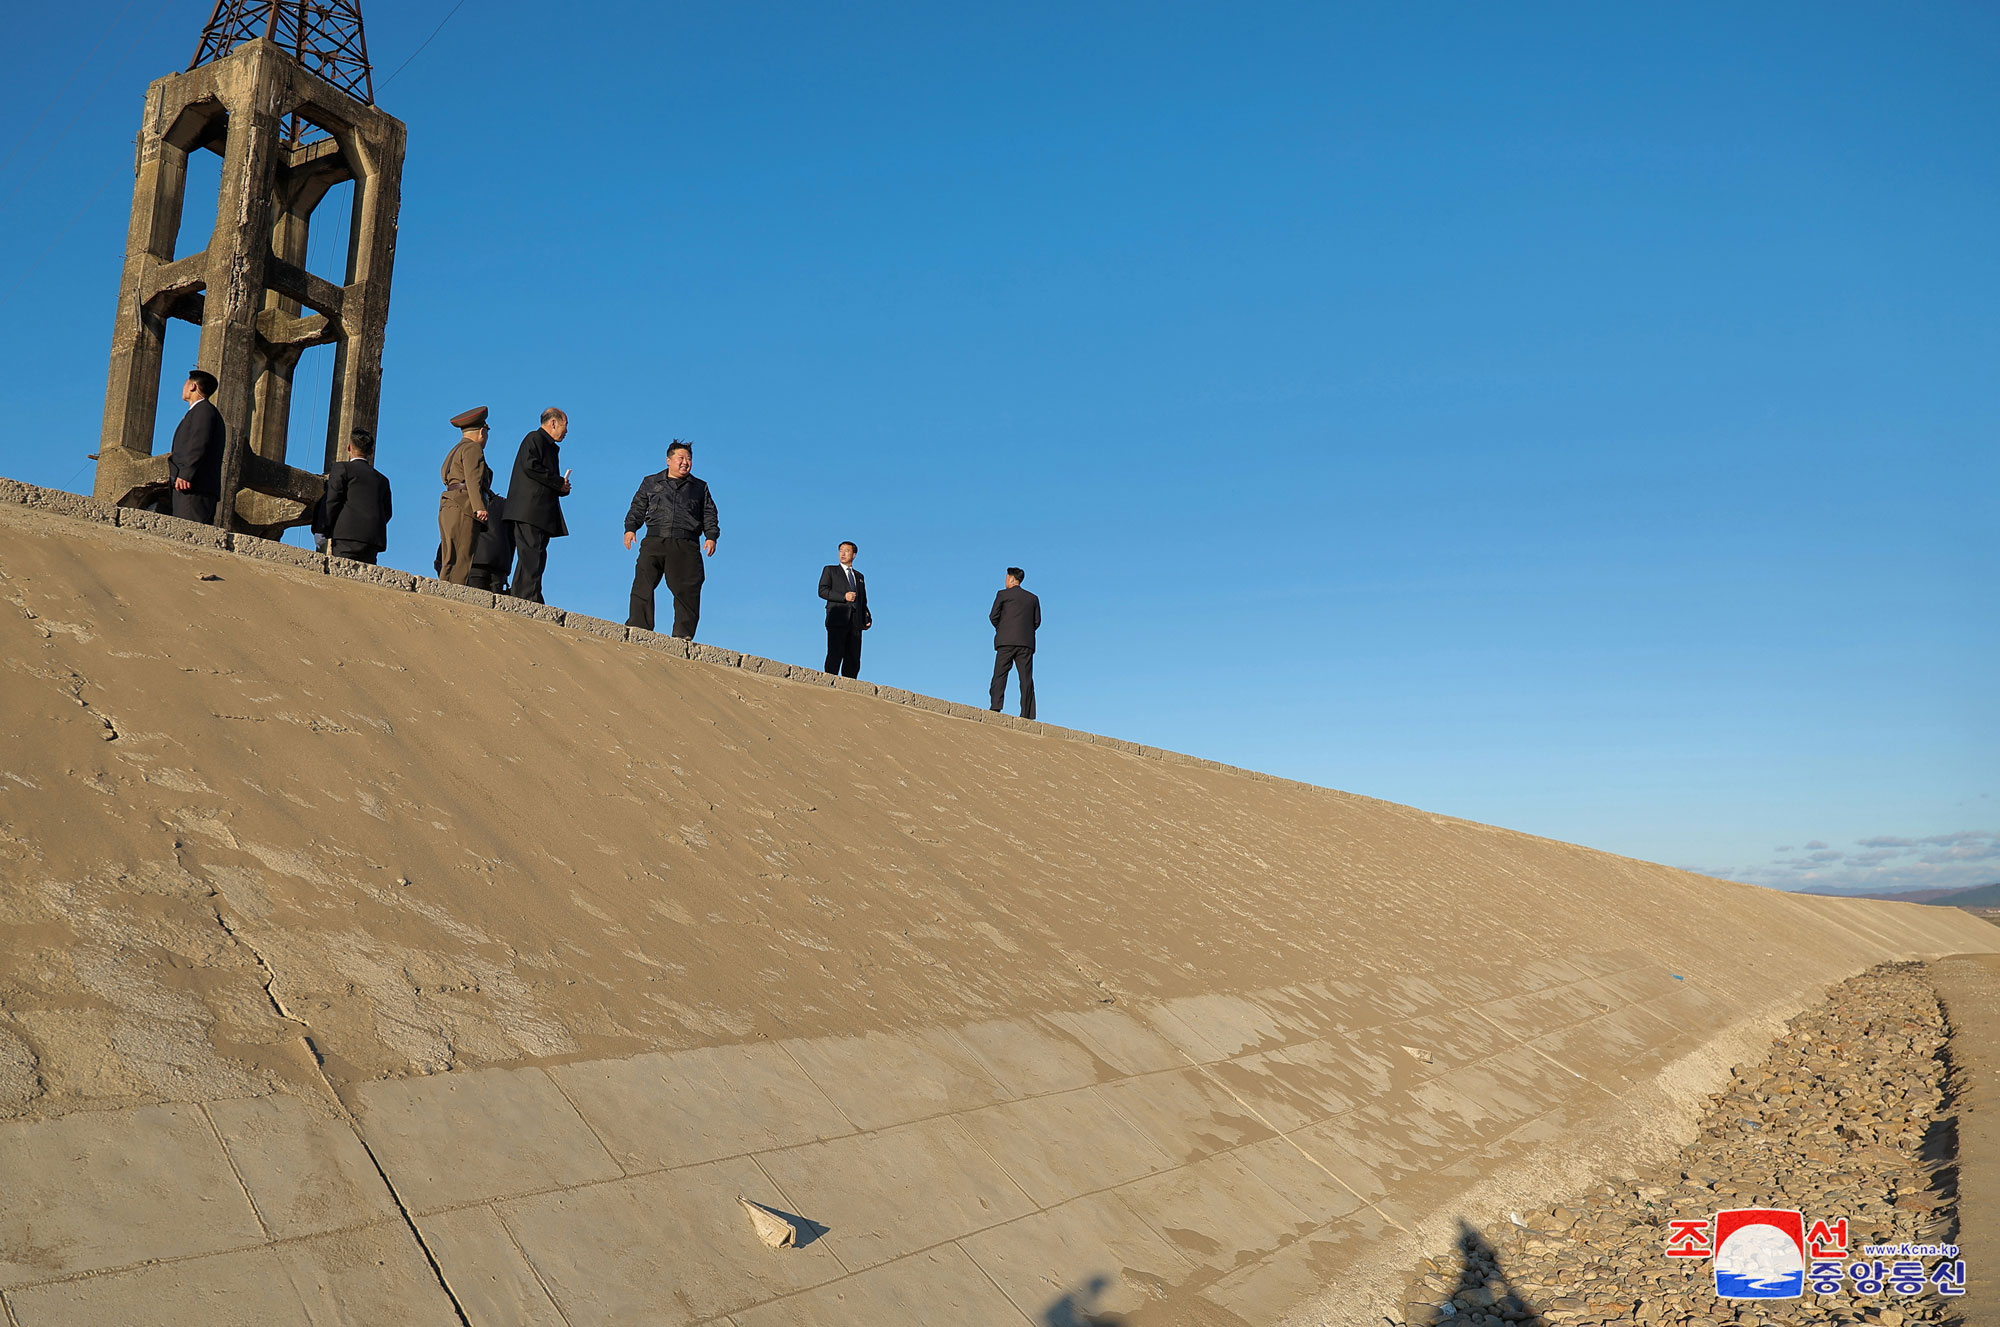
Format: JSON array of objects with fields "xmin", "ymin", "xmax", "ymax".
[{"xmin": 190, "ymin": 2, "xmax": 374, "ymax": 143}]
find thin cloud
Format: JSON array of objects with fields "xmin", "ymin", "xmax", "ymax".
[{"xmin": 1695, "ymin": 829, "xmax": 2000, "ymax": 895}]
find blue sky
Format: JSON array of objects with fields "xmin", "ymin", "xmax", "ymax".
[{"xmin": 2, "ymin": 2, "xmax": 1993, "ymax": 893}]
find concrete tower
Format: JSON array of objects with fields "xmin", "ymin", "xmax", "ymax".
[{"xmin": 95, "ymin": 1, "xmax": 405, "ymax": 537}]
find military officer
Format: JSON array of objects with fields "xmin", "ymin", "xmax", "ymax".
[{"xmin": 438, "ymin": 406, "xmax": 494, "ymax": 585}]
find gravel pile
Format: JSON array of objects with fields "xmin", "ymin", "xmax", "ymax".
[{"xmin": 1393, "ymin": 961, "xmax": 1962, "ymax": 1327}]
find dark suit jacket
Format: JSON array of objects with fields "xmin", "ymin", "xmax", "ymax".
[
  {"xmin": 472, "ymin": 491, "xmax": 515, "ymax": 571},
  {"xmin": 318, "ymin": 458, "xmax": 393, "ymax": 552},
  {"xmin": 989, "ymin": 585, "xmax": 1041, "ymax": 650},
  {"xmin": 818, "ymin": 564, "xmax": 872, "ymax": 630},
  {"xmin": 168, "ymin": 398, "xmax": 226, "ymax": 497},
  {"xmin": 505, "ymin": 428, "xmax": 568, "ymax": 536}
]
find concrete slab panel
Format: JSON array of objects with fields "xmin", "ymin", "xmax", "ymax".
[
  {"xmin": 231, "ymin": 537, "xmax": 326, "ymax": 572},
  {"xmin": 550, "ymin": 1043, "xmax": 853, "ymax": 1173},
  {"xmin": 19, "ymin": 488, "xmax": 114, "ymax": 523},
  {"xmin": 1038, "ymin": 1008, "xmax": 1187, "ymax": 1078},
  {"xmin": 414, "ymin": 578, "xmax": 496, "ymax": 608},
  {"xmin": 1142, "ymin": 994, "xmax": 1293, "ymax": 1062},
  {"xmin": 500, "ymin": 1156, "xmax": 843, "ymax": 1325},
  {"xmin": 419, "ymin": 1205, "xmax": 567, "ymax": 1327},
  {"xmin": 1198, "ymin": 1056, "xmax": 1326, "ymax": 1133},
  {"xmin": 5, "ymin": 1245, "xmax": 309, "ymax": 1327},
  {"xmin": 954, "ymin": 1086, "xmax": 1176, "ymax": 1207},
  {"xmin": 0, "ymin": 1102, "xmax": 265, "ymax": 1286},
  {"xmin": 951, "ymin": 1017, "xmax": 1103, "ymax": 1097},
  {"xmin": 1279, "ymin": 1120, "xmax": 1394, "ymax": 1207},
  {"xmin": 4, "ymin": 1223, "xmax": 456, "ymax": 1327},
  {"xmin": 1389, "ymin": 1008, "xmax": 1505, "ymax": 1072},
  {"xmin": 628, "ymin": 627, "xmax": 690, "ymax": 658},
  {"xmin": 565, "ymin": 614, "xmax": 627, "ymax": 642},
  {"xmin": 755, "ymin": 1116, "xmax": 1035, "ymax": 1272},
  {"xmin": 1199, "ymin": 1207, "xmax": 1397, "ymax": 1325},
  {"xmin": 1476, "ymin": 980, "xmax": 1616, "ymax": 1039},
  {"xmin": 959, "ymin": 1189, "xmax": 1194, "ymax": 1322},
  {"xmin": 1094, "ymin": 1067, "xmax": 1276, "ymax": 1166},
  {"xmin": 731, "ymin": 1244, "xmax": 1030, "ymax": 1327},
  {"xmin": 1252, "ymin": 1038, "xmax": 1377, "ymax": 1116},
  {"xmin": 326, "ymin": 558, "xmax": 416, "ymax": 591},
  {"xmin": 1231, "ymin": 1135, "xmax": 1369, "ymax": 1227},
  {"xmin": 115, "ymin": 508, "xmax": 231, "ymax": 549},
  {"xmin": 491, "ymin": 597, "xmax": 565, "ymax": 624},
  {"xmin": 783, "ymin": 1028, "xmax": 1009, "ymax": 1132},
  {"xmin": 1109, "ymin": 1150, "xmax": 1311, "ymax": 1274},
  {"xmin": 275, "ymin": 1220, "xmax": 464, "ymax": 1325},
  {"xmin": 351, "ymin": 1066, "xmax": 621, "ymax": 1212},
  {"xmin": 206, "ymin": 1094, "xmax": 400, "ymax": 1239}
]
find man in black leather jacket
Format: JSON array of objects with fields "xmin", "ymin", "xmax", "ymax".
[{"xmin": 622, "ymin": 440, "xmax": 719, "ymax": 637}]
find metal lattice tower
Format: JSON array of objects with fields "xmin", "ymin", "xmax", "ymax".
[{"xmin": 190, "ymin": 1, "xmax": 374, "ymax": 144}]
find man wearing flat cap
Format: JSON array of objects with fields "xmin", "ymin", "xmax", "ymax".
[
  {"xmin": 438, "ymin": 406, "xmax": 495, "ymax": 585},
  {"xmin": 505, "ymin": 408, "xmax": 571, "ymax": 604}
]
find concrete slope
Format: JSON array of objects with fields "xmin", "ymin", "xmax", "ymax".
[{"xmin": 0, "ymin": 488, "xmax": 1992, "ymax": 1327}]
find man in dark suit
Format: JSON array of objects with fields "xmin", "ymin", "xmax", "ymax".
[
  {"xmin": 989, "ymin": 566, "xmax": 1041, "ymax": 719},
  {"xmin": 167, "ymin": 369, "xmax": 225, "ymax": 524},
  {"xmin": 316, "ymin": 429, "xmax": 393, "ymax": 564},
  {"xmin": 817, "ymin": 541, "xmax": 872, "ymax": 677},
  {"xmin": 505, "ymin": 407, "xmax": 571, "ymax": 603},
  {"xmin": 467, "ymin": 490, "xmax": 516, "ymax": 593}
]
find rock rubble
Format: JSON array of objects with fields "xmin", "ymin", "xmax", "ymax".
[{"xmin": 1393, "ymin": 962, "xmax": 1962, "ymax": 1327}]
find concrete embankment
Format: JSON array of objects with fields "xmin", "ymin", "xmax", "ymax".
[{"xmin": 0, "ymin": 484, "xmax": 1994, "ymax": 1326}]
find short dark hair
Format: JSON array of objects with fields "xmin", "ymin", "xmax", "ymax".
[
  {"xmin": 540, "ymin": 406, "xmax": 566, "ymax": 425},
  {"xmin": 186, "ymin": 369, "xmax": 217, "ymax": 397},
  {"xmin": 839, "ymin": 540, "xmax": 858, "ymax": 554},
  {"xmin": 1006, "ymin": 567, "xmax": 1025, "ymax": 583},
  {"xmin": 348, "ymin": 429, "xmax": 375, "ymax": 458},
  {"xmin": 666, "ymin": 439, "xmax": 692, "ymax": 458}
]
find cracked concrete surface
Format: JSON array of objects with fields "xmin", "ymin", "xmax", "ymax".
[{"xmin": 1, "ymin": 497, "xmax": 1996, "ymax": 1325}]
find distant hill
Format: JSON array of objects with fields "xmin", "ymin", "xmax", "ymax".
[
  {"xmin": 1931, "ymin": 881, "xmax": 2000, "ymax": 908},
  {"xmin": 1803, "ymin": 883, "xmax": 2000, "ymax": 906}
]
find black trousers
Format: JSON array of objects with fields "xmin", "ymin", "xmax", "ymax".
[
  {"xmin": 510, "ymin": 522, "xmax": 552, "ymax": 603},
  {"xmin": 171, "ymin": 489, "xmax": 217, "ymax": 525},
  {"xmin": 330, "ymin": 540, "xmax": 378, "ymax": 565},
  {"xmin": 466, "ymin": 566, "xmax": 508, "ymax": 593},
  {"xmin": 825, "ymin": 618, "xmax": 864, "ymax": 677},
  {"xmin": 991, "ymin": 646, "xmax": 1035, "ymax": 719},
  {"xmin": 627, "ymin": 535, "xmax": 704, "ymax": 637}
]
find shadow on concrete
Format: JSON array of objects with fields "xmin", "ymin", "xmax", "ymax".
[
  {"xmin": 1411, "ymin": 1219, "xmax": 1545, "ymax": 1326},
  {"xmin": 1040, "ymin": 1273, "xmax": 1129, "ymax": 1326}
]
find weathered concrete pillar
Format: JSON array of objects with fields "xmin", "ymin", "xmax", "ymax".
[{"xmin": 94, "ymin": 37, "xmax": 404, "ymax": 539}]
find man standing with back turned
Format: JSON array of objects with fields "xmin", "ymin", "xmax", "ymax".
[
  {"xmin": 623, "ymin": 440, "xmax": 719, "ymax": 638},
  {"xmin": 318, "ymin": 429, "xmax": 392, "ymax": 564},
  {"xmin": 168, "ymin": 369, "xmax": 225, "ymax": 524},
  {"xmin": 817, "ymin": 541, "xmax": 872, "ymax": 677},
  {"xmin": 506, "ymin": 408, "xmax": 571, "ymax": 603},
  {"xmin": 989, "ymin": 566, "xmax": 1041, "ymax": 719}
]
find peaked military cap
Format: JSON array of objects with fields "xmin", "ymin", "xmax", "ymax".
[{"xmin": 449, "ymin": 405, "xmax": 489, "ymax": 429}]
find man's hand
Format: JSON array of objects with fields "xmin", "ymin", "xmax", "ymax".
[
  {"xmin": 704, "ymin": 539, "xmax": 717, "ymax": 557},
  {"xmin": 623, "ymin": 531, "xmax": 636, "ymax": 551},
  {"xmin": 474, "ymin": 509, "xmax": 488, "ymax": 522},
  {"xmin": 844, "ymin": 591, "xmax": 857, "ymax": 602},
  {"xmin": 559, "ymin": 479, "xmax": 572, "ymax": 496},
  {"xmin": 173, "ymin": 478, "xmax": 192, "ymax": 492}
]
